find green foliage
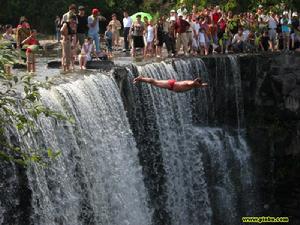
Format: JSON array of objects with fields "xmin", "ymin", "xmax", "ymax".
[
  {"xmin": 224, "ymin": 0, "xmax": 237, "ymax": 12},
  {"xmin": 0, "ymin": 42, "xmax": 72, "ymax": 166}
]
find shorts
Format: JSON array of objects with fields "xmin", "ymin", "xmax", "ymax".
[
  {"xmin": 26, "ymin": 52, "xmax": 35, "ymax": 64},
  {"xmin": 77, "ymin": 33, "xmax": 86, "ymax": 46},
  {"xmin": 199, "ymin": 42, "xmax": 207, "ymax": 48},
  {"xmin": 192, "ymin": 38, "xmax": 199, "ymax": 49},
  {"xmin": 156, "ymin": 35, "xmax": 164, "ymax": 47},
  {"xmin": 113, "ymin": 31, "xmax": 120, "ymax": 40},
  {"xmin": 79, "ymin": 53, "xmax": 91, "ymax": 62},
  {"xmin": 133, "ymin": 36, "xmax": 144, "ymax": 48},
  {"xmin": 268, "ymin": 29, "xmax": 277, "ymax": 41},
  {"xmin": 106, "ymin": 39, "xmax": 112, "ymax": 52},
  {"xmin": 291, "ymin": 33, "xmax": 300, "ymax": 42},
  {"xmin": 168, "ymin": 79, "xmax": 176, "ymax": 90},
  {"xmin": 62, "ymin": 40, "xmax": 71, "ymax": 67}
]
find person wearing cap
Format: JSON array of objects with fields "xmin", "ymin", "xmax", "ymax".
[
  {"xmin": 88, "ymin": 8, "xmax": 106, "ymax": 54},
  {"xmin": 123, "ymin": 11, "xmax": 132, "ymax": 52},
  {"xmin": 291, "ymin": 12, "xmax": 300, "ymax": 49},
  {"xmin": 77, "ymin": 6, "xmax": 88, "ymax": 47},
  {"xmin": 174, "ymin": 13, "xmax": 190, "ymax": 55},
  {"xmin": 159, "ymin": 15, "xmax": 175, "ymax": 57},
  {"xmin": 166, "ymin": 16, "xmax": 177, "ymax": 56},
  {"xmin": 61, "ymin": 4, "xmax": 78, "ymax": 24},
  {"xmin": 167, "ymin": 9, "xmax": 177, "ymax": 22},
  {"xmin": 280, "ymin": 11, "xmax": 291, "ymax": 51}
]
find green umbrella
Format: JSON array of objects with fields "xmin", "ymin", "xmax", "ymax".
[{"xmin": 131, "ymin": 12, "xmax": 152, "ymax": 23}]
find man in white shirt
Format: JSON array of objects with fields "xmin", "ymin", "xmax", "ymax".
[
  {"xmin": 232, "ymin": 28, "xmax": 245, "ymax": 52},
  {"xmin": 61, "ymin": 4, "xmax": 77, "ymax": 24},
  {"xmin": 123, "ymin": 11, "xmax": 132, "ymax": 52},
  {"xmin": 177, "ymin": 3, "xmax": 188, "ymax": 16},
  {"xmin": 257, "ymin": 6, "xmax": 268, "ymax": 32},
  {"xmin": 267, "ymin": 12, "xmax": 278, "ymax": 51}
]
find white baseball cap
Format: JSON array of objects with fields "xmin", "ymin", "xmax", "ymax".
[
  {"xmin": 170, "ymin": 9, "xmax": 175, "ymax": 13},
  {"xmin": 283, "ymin": 11, "xmax": 289, "ymax": 15},
  {"xmin": 258, "ymin": 5, "xmax": 263, "ymax": 8},
  {"xmin": 292, "ymin": 12, "xmax": 298, "ymax": 17}
]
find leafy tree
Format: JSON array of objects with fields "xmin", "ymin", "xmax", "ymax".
[{"xmin": 0, "ymin": 42, "xmax": 71, "ymax": 166}]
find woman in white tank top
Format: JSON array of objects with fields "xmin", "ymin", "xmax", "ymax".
[{"xmin": 145, "ymin": 20, "xmax": 154, "ymax": 57}]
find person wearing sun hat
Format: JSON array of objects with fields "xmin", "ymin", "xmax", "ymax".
[
  {"xmin": 88, "ymin": 8, "xmax": 106, "ymax": 54},
  {"xmin": 167, "ymin": 9, "xmax": 177, "ymax": 22},
  {"xmin": 174, "ymin": 13, "xmax": 190, "ymax": 55}
]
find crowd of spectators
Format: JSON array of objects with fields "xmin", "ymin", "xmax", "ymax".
[{"xmin": 1, "ymin": 3, "xmax": 300, "ymax": 72}]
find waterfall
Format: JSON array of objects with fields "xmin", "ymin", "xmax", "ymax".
[
  {"xmin": 14, "ymin": 74, "xmax": 152, "ymax": 225},
  {"xmin": 1, "ymin": 56, "xmax": 258, "ymax": 225},
  {"xmin": 126, "ymin": 57, "xmax": 256, "ymax": 225},
  {"xmin": 228, "ymin": 55, "xmax": 245, "ymax": 131}
]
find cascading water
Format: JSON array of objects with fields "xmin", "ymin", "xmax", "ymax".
[
  {"xmin": 1, "ymin": 55, "xmax": 258, "ymax": 225},
  {"xmin": 12, "ymin": 74, "xmax": 152, "ymax": 225},
  {"xmin": 125, "ymin": 57, "xmax": 257, "ymax": 225}
]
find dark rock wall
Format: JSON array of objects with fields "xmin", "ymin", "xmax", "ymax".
[
  {"xmin": 240, "ymin": 53, "xmax": 300, "ymax": 224},
  {"xmin": 115, "ymin": 53, "xmax": 300, "ymax": 224},
  {"xmin": 1, "ymin": 53, "xmax": 299, "ymax": 225}
]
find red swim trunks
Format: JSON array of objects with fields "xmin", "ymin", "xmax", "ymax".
[{"xmin": 168, "ymin": 79, "xmax": 176, "ymax": 90}]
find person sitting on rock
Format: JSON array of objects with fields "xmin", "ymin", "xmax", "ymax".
[
  {"xmin": 79, "ymin": 37, "xmax": 94, "ymax": 70},
  {"xmin": 133, "ymin": 75, "xmax": 208, "ymax": 92}
]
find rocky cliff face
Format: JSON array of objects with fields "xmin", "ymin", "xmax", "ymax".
[
  {"xmin": 115, "ymin": 53, "xmax": 300, "ymax": 224},
  {"xmin": 239, "ymin": 53, "xmax": 300, "ymax": 224},
  {"xmin": 1, "ymin": 53, "xmax": 299, "ymax": 225}
]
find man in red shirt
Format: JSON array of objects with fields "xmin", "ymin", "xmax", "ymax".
[
  {"xmin": 174, "ymin": 14, "xmax": 190, "ymax": 55},
  {"xmin": 211, "ymin": 6, "xmax": 222, "ymax": 25},
  {"xmin": 211, "ymin": 6, "xmax": 222, "ymax": 46}
]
